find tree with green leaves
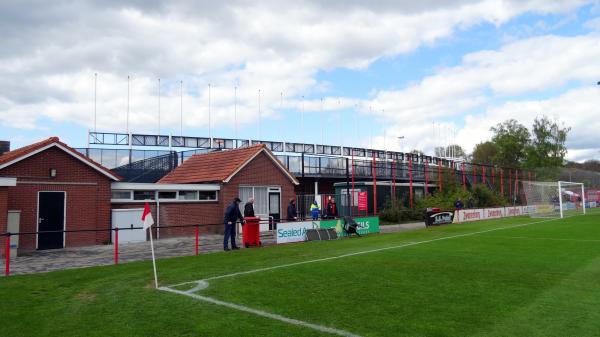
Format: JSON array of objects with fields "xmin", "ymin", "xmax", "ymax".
[
  {"xmin": 490, "ymin": 119, "xmax": 530, "ymax": 167},
  {"xmin": 525, "ymin": 116, "xmax": 570, "ymax": 168},
  {"xmin": 472, "ymin": 141, "xmax": 499, "ymax": 165}
]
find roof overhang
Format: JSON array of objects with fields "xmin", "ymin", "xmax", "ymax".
[
  {"xmin": 111, "ymin": 182, "xmax": 220, "ymax": 191},
  {"xmin": 0, "ymin": 143, "xmax": 120, "ymax": 181},
  {"xmin": 0, "ymin": 177, "xmax": 17, "ymax": 187},
  {"xmin": 223, "ymin": 148, "xmax": 299, "ymax": 185}
]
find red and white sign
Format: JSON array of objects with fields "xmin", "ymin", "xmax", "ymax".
[
  {"xmin": 358, "ymin": 192, "xmax": 368, "ymax": 211},
  {"xmin": 485, "ymin": 207, "xmax": 505, "ymax": 219},
  {"xmin": 454, "ymin": 206, "xmax": 526, "ymax": 223}
]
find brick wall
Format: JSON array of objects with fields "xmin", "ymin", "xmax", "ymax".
[
  {"xmin": 223, "ymin": 152, "xmax": 296, "ymax": 219},
  {"xmin": 0, "ymin": 147, "xmax": 112, "ymax": 252}
]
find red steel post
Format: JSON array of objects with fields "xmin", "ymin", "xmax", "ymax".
[
  {"xmin": 509, "ymin": 169, "xmax": 512, "ymax": 199},
  {"xmin": 392, "ymin": 160, "xmax": 396, "ymax": 200},
  {"xmin": 424, "ymin": 159, "xmax": 428, "ymax": 197},
  {"xmin": 472, "ymin": 165, "xmax": 477, "ymax": 186},
  {"xmin": 114, "ymin": 228, "xmax": 119, "ymax": 265},
  {"xmin": 438, "ymin": 160, "xmax": 442, "ymax": 193},
  {"xmin": 482, "ymin": 166, "xmax": 486, "ymax": 185},
  {"xmin": 409, "ymin": 157, "xmax": 414, "ymax": 208},
  {"xmin": 195, "ymin": 225, "xmax": 199, "ymax": 256},
  {"xmin": 500, "ymin": 169, "xmax": 504, "ymax": 196},
  {"xmin": 351, "ymin": 149, "xmax": 355, "ymax": 216},
  {"xmin": 372, "ymin": 152, "xmax": 377, "ymax": 215},
  {"xmin": 5, "ymin": 234, "xmax": 10, "ymax": 276}
]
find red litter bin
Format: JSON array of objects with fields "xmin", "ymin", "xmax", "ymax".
[{"xmin": 243, "ymin": 217, "xmax": 261, "ymax": 248}]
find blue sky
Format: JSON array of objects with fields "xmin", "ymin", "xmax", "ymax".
[{"xmin": 1, "ymin": 1, "xmax": 600, "ymax": 161}]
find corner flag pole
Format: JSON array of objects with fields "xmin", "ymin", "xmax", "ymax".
[
  {"xmin": 148, "ymin": 226, "xmax": 159, "ymax": 288},
  {"xmin": 142, "ymin": 202, "xmax": 159, "ymax": 288}
]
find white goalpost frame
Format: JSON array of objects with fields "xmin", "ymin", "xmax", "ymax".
[
  {"xmin": 558, "ymin": 181, "xmax": 563, "ymax": 219},
  {"xmin": 557, "ymin": 181, "xmax": 586, "ymax": 219}
]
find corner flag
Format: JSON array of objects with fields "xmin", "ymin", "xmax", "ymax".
[
  {"xmin": 142, "ymin": 202, "xmax": 154, "ymax": 230},
  {"xmin": 142, "ymin": 202, "xmax": 158, "ymax": 288}
]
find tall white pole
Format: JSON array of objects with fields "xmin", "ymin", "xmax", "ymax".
[
  {"xmin": 369, "ymin": 106, "xmax": 373, "ymax": 149},
  {"xmin": 180, "ymin": 80, "xmax": 183, "ymax": 137},
  {"xmin": 258, "ymin": 89, "xmax": 261, "ymax": 139},
  {"xmin": 208, "ymin": 83, "xmax": 211, "ymax": 139},
  {"xmin": 148, "ymin": 226, "xmax": 159, "ymax": 288},
  {"xmin": 126, "ymin": 75, "xmax": 130, "ymax": 135},
  {"xmin": 234, "ymin": 86, "xmax": 238, "ymax": 139},
  {"xmin": 301, "ymin": 95, "xmax": 305, "ymax": 144},
  {"xmin": 157, "ymin": 78, "xmax": 161, "ymax": 135},
  {"xmin": 558, "ymin": 181, "xmax": 564, "ymax": 219},
  {"xmin": 321, "ymin": 98, "xmax": 324, "ymax": 145},
  {"xmin": 94, "ymin": 73, "xmax": 97, "ymax": 133}
]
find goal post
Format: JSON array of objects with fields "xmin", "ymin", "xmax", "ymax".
[{"xmin": 522, "ymin": 180, "xmax": 586, "ymax": 219}]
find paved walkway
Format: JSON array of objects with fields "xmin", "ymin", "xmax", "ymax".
[{"xmin": 1, "ymin": 222, "xmax": 426, "ymax": 276}]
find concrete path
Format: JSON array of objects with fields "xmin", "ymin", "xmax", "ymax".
[{"xmin": 1, "ymin": 222, "xmax": 425, "ymax": 276}]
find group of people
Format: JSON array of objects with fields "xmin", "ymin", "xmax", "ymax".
[
  {"xmin": 286, "ymin": 196, "xmax": 338, "ymax": 221},
  {"xmin": 454, "ymin": 198, "xmax": 475, "ymax": 210},
  {"xmin": 223, "ymin": 197, "xmax": 256, "ymax": 251},
  {"xmin": 223, "ymin": 195, "xmax": 339, "ymax": 251}
]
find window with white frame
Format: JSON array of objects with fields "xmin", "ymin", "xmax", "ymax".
[{"xmin": 111, "ymin": 189, "xmax": 218, "ymax": 202}]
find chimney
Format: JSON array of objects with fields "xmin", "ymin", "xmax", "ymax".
[{"xmin": 0, "ymin": 141, "xmax": 9, "ymax": 156}]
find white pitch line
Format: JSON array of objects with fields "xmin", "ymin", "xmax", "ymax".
[
  {"xmin": 483, "ymin": 235, "xmax": 600, "ymax": 243},
  {"xmin": 159, "ymin": 286, "xmax": 363, "ymax": 337},
  {"xmin": 161, "ymin": 217, "xmax": 562, "ymax": 337}
]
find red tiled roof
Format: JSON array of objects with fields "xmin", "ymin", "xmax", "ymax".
[
  {"xmin": 158, "ymin": 144, "xmax": 298, "ymax": 184},
  {"xmin": 0, "ymin": 137, "xmax": 121, "ymax": 181}
]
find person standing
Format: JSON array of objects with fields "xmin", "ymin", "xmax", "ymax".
[
  {"xmin": 310, "ymin": 200, "xmax": 320, "ymax": 220},
  {"xmin": 326, "ymin": 197, "xmax": 338, "ymax": 218},
  {"xmin": 223, "ymin": 197, "xmax": 244, "ymax": 251},
  {"xmin": 244, "ymin": 197, "xmax": 255, "ymax": 217},
  {"xmin": 287, "ymin": 198, "xmax": 297, "ymax": 221}
]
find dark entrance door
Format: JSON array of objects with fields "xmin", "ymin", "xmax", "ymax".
[
  {"xmin": 38, "ymin": 192, "xmax": 65, "ymax": 250},
  {"xmin": 268, "ymin": 192, "xmax": 281, "ymax": 230}
]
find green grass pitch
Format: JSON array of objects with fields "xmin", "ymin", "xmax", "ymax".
[{"xmin": 2, "ymin": 211, "xmax": 600, "ymax": 337}]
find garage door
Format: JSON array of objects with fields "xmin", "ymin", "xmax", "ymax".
[{"xmin": 111, "ymin": 209, "xmax": 146, "ymax": 243}]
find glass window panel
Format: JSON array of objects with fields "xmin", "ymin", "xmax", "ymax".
[
  {"xmin": 198, "ymin": 191, "xmax": 217, "ymax": 200},
  {"xmin": 178, "ymin": 191, "xmax": 198, "ymax": 200},
  {"xmin": 158, "ymin": 191, "xmax": 177, "ymax": 199},
  {"xmin": 133, "ymin": 191, "xmax": 155, "ymax": 200},
  {"xmin": 111, "ymin": 190, "xmax": 131, "ymax": 200}
]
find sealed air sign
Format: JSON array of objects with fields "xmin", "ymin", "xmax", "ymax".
[
  {"xmin": 425, "ymin": 211, "xmax": 454, "ymax": 226},
  {"xmin": 276, "ymin": 221, "xmax": 317, "ymax": 244}
]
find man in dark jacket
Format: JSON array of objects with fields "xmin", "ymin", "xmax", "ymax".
[
  {"xmin": 287, "ymin": 198, "xmax": 297, "ymax": 221},
  {"xmin": 244, "ymin": 197, "xmax": 255, "ymax": 217},
  {"xmin": 223, "ymin": 197, "xmax": 244, "ymax": 251}
]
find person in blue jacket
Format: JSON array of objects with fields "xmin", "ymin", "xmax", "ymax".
[
  {"xmin": 223, "ymin": 197, "xmax": 245, "ymax": 251},
  {"xmin": 310, "ymin": 200, "xmax": 320, "ymax": 220}
]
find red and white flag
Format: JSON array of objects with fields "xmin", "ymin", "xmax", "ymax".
[{"xmin": 142, "ymin": 202, "xmax": 154, "ymax": 230}]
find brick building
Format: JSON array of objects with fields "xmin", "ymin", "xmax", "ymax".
[
  {"xmin": 0, "ymin": 139, "xmax": 298, "ymax": 255},
  {"xmin": 0, "ymin": 137, "xmax": 120, "ymax": 255},
  {"xmin": 106, "ymin": 144, "xmax": 299, "ymax": 240}
]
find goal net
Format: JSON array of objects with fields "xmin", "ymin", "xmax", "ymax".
[{"xmin": 522, "ymin": 181, "xmax": 586, "ymax": 218}]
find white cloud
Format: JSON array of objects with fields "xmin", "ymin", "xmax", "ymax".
[
  {"xmin": 366, "ymin": 34, "xmax": 600, "ymax": 160},
  {"xmin": 0, "ymin": 0, "xmax": 592, "ymax": 134}
]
